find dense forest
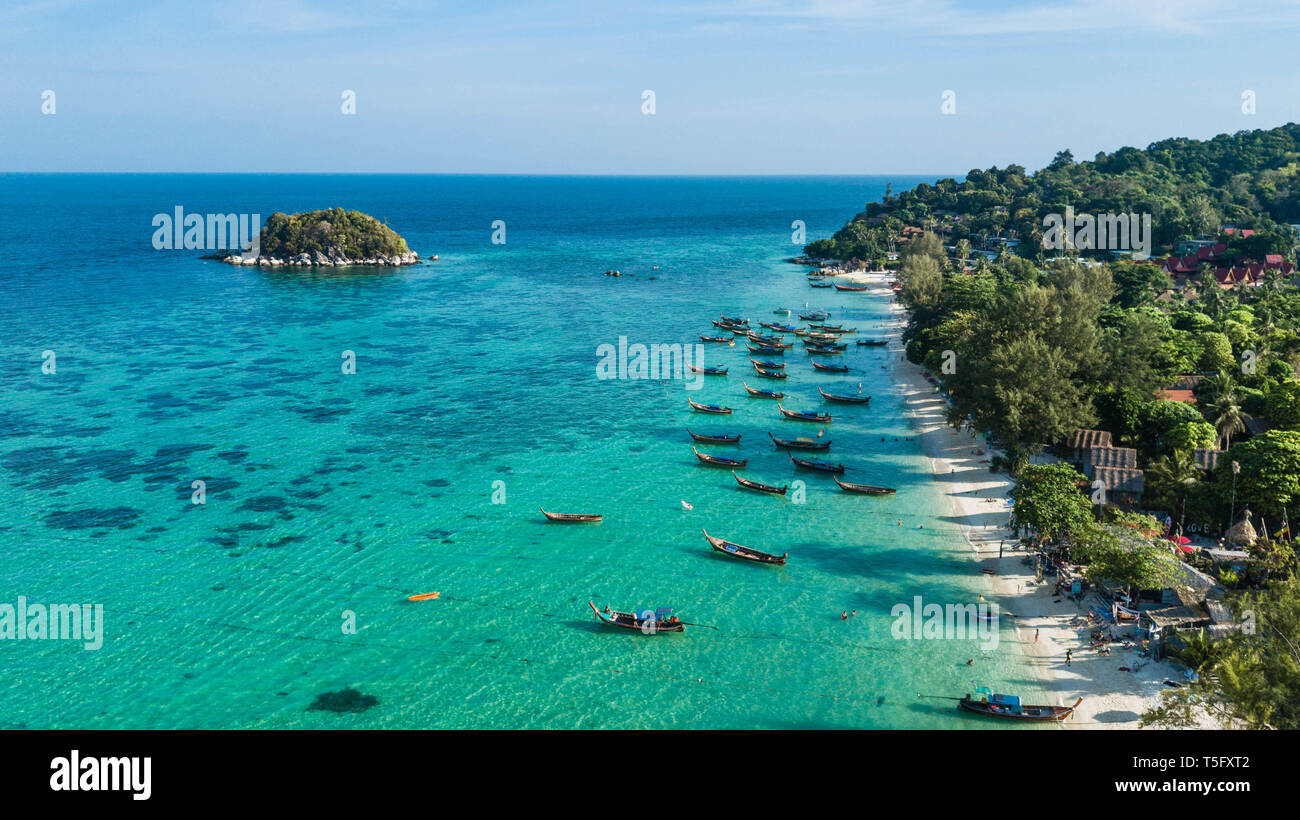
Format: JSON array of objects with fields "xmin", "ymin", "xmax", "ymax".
[
  {"xmin": 259, "ymin": 208, "xmax": 411, "ymax": 259},
  {"xmin": 806, "ymin": 125, "xmax": 1300, "ymax": 727}
]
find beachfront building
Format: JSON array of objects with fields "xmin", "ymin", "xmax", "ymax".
[{"xmin": 1064, "ymin": 429, "xmax": 1112, "ymax": 465}]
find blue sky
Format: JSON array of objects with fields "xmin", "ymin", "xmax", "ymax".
[{"xmin": 3, "ymin": 0, "xmax": 1299, "ymax": 174}]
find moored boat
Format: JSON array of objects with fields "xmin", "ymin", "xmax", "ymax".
[
  {"xmin": 798, "ymin": 312, "xmax": 830, "ymax": 321},
  {"xmin": 957, "ymin": 689, "xmax": 1083, "ymax": 722},
  {"xmin": 832, "ymin": 476, "xmax": 895, "ymax": 494},
  {"xmin": 752, "ymin": 363, "xmax": 788, "ymax": 379},
  {"xmin": 702, "ymin": 528, "xmax": 787, "ymax": 564},
  {"xmin": 789, "ymin": 453, "xmax": 845, "ymax": 473},
  {"xmin": 768, "ymin": 431, "xmax": 830, "ymax": 450},
  {"xmin": 693, "ymin": 446, "xmax": 748, "ymax": 468},
  {"xmin": 811, "ymin": 361, "xmax": 849, "ymax": 373},
  {"xmin": 748, "ymin": 358, "xmax": 785, "ymax": 370},
  {"xmin": 541, "ymin": 507, "xmax": 603, "ymax": 522},
  {"xmin": 856, "ymin": 339, "xmax": 888, "ymax": 346},
  {"xmin": 688, "ymin": 398, "xmax": 733, "ymax": 414},
  {"xmin": 817, "ymin": 387, "xmax": 870, "ymax": 404},
  {"xmin": 589, "ymin": 601, "xmax": 684, "ymax": 634},
  {"xmin": 778, "ymin": 404, "xmax": 831, "ymax": 423},
  {"xmin": 744, "ymin": 382, "xmax": 784, "ymax": 399},
  {"xmin": 731, "ymin": 470, "xmax": 789, "ymax": 495},
  {"xmin": 699, "ymin": 334, "xmax": 732, "ymax": 343},
  {"xmin": 687, "ymin": 428, "xmax": 741, "ymax": 443},
  {"xmin": 747, "ymin": 343, "xmax": 785, "ymax": 355},
  {"xmin": 834, "ymin": 283, "xmax": 869, "ymax": 291},
  {"xmin": 688, "ymin": 365, "xmax": 728, "ymax": 375}
]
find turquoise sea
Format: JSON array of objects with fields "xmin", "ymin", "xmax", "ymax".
[{"xmin": 1, "ymin": 174, "xmax": 1050, "ymax": 728}]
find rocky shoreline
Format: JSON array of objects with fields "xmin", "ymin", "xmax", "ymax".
[{"xmin": 204, "ymin": 249, "xmax": 423, "ymax": 267}]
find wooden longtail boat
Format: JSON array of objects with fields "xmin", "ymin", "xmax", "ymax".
[
  {"xmin": 712, "ymin": 320, "xmax": 743, "ymax": 329},
  {"xmin": 752, "ymin": 363, "xmax": 788, "ymax": 379},
  {"xmin": 773, "ymin": 308, "xmax": 792, "ymax": 314},
  {"xmin": 731, "ymin": 470, "xmax": 788, "ymax": 495},
  {"xmin": 687, "ymin": 428, "xmax": 740, "ymax": 443},
  {"xmin": 747, "ymin": 333, "xmax": 785, "ymax": 346},
  {"xmin": 749, "ymin": 358, "xmax": 785, "ymax": 370},
  {"xmin": 834, "ymin": 283, "xmax": 869, "ymax": 291},
  {"xmin": 798, "ymin": 311, "xmax": 829, "ymax": 320},
  {"xmin": 688, "ymin": 399, "xmax": 732, "ymax": 414},
  {"xmin": 693, "ymin": 446, "xmax": 748, "ymax": 468},
  {"xmin": 702, "ymin": 528, "xmax": 787, "ymax": 565},
  {"xmin": 719, "ymin": 315, "xmax": 748, "ymax": 326},
  {"xmin": 957, "ymin": 691, "xmax": 1083, "ymax": 722},
  {"xmin": 805, "ymin": 345, "xmax": 844, "ymax": 355},
  {"xmin": 790, "ymin": 453, "xmax": 845, "ymax": 473},
  {"xmin": 768, "ymin": 431, "xmax": 830, "ymax": 450},
  {"xmin": 541, "ymin": 507, "xmax": 603, "ymax": 522},
  {"xmin": 818, "ymin": 387, "xmax": 870, "ymax": 404},
  {"xmin": 811, "ymin": 361, "xmax": 849, "ymax": 373},
  {"xmin": 688, "ymin": 365, "xmax": 729, "ymax": 375},
  {"xmin": 760, "ymin": 322, "xmax": 798, "ymax": 332},
  {"xmin": 747, "ymin": 343, "xmax": 785, "ymax": 355},
  {"xmin": 804, "ymin": 339, "xmax": 847, "ymax": 349},
  {"xmin": 857, "ymin": 339, "xmax": 888, "ymax": 346},
  {"xmin": 810, "ymin": 282, "xmax": 833, "ymax": 288},
  {"xmin": 699, "ymin": 334, "xmax": 732, "ymax": 343},
  {"xmin": 589, "ymin": 602, "xmax": 684, "ymax": 634},
  {"xmin": 744, "ymin": 382, "xmax": 784, "ymax": 399},
  {"xmin": 779, "ymin": 404, "xmax": 831, "ymax": 423},
  {"xmin": 811, "ymin": 323, "xmax": 844, "ymax": 331},
  {"xmin": 832, "ymin": 476, "xmax": 895, "ymax": 494}
]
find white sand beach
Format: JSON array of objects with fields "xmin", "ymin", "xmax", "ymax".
[{"xmin": 839, "ymin": 269, "xmax": 1207, "ymax": 729}]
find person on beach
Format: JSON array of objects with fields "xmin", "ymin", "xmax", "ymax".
[
  {"xmin": 999, "ymin": 540, "xmax": 1004, "ymax": 558},
  {"xmin": 1065, "ymin": 649, "xmax": 1073, "ymax": 666},
  {"xmin": 1034, "ymin": 629, "xmax": 1039, "ymax": 643}
]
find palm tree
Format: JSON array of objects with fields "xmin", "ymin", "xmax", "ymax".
[
  {"xmin": 1207, "ymin": 393, "xmax": 1250, "ymax": 450},
  {"xmin": 1147, "ymin": 449, "xmax": 1202, "ymax": 518}
]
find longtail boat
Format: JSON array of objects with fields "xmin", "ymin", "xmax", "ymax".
[
  {"xmin": 688, "ymin": 398, "xmax": 732, "ymax": 414},
  {"xmin": 752, "ymin": 363, "xmax": 788, "ymax": 379},
  {"xmin": 731, "ymin": 470, "xmax": 788, "ymax": 495},
  {"xmin": 818, "ymin": 387, "xmax": 870, "ymax": 404},
  {"xmin": 790, "ymin": 453, "xmax": 845, "ymax": 473},
  {"xmin": 811, "ymin": 361, "xmax": 849, "ymax": 373},
  {"xmin": 834, "ymin": 283, "xmax": 869, "ymax": 291},
  {"xmin": 747, "ymin": 343, "xmax": 785, "ymax": 355},
  {"xmin": 719, "ymin": 315, "xmax": 748, "ymax": 326},
  {"xmin": 812, "ymin": 323, "xmax": 843, "ymax": 331},
  {"xmin": 798, "ymin": 312, "xmax": 830, "ymax": 321},
  {"xmin": 768, "ymin": 431, "xmax": 830, "ymax": 450},
  {"xmin": 541, "ymin": 507, "xmax": 603, "ymax": 523},
  {"xmin": 589, "ymin": 602, "xmax": 684, "ymax": 634},
  {"xmin": 712, "ymin": 320, "xmax": 744, "ymax": 329},
  {"xmin": 805, "ymin": 345, "xmax": 844, "ymax": 355},
  {"xmin": 693, "ymin": 446, "xmax": 747, "ymax": 468},
  {"xmin": 832, "ymin": 476, "xmax": 895, "ymax": 494},
  {"xmin": 857, "ymin": 339, "xmax": 888, "ymax": 346},
  {"xmin": 810, "ymin": 281, "xmax": 833, "ymax": 288},
  {"xmin": 760, "ymin": 322, "xmax": 798, "ymax": 332},
  {"xmin": 957, "ymin": 689, "xmax": 1083, "ymax": 722},
  {"xmin": 772, "ymin": 308, "xmax": 791, "ymax": 314},
  {"xmin": 804, "ymin": 339, "xmax": 847, "ymax": 350},
  {"xmin": 748, "ymin": 358, "xmax": 785, "ymax": 370},
  {"xmin": 699, "ymin": 334, "xmax": 732, "ymax": 343},
  {"xmin": 702, "ymin": 528, "xmax": 787, "ymax": 565},
  {"xmin": 779, "ymin": 404, "xmax": 831, "ymax": 423},
  {"xmin": 688, "ymin": 365, "xmax": 728, "ymax": 375},
  {"xmin": 687, "ymin": 428, "xmax": 740, "ymax": 443},
  {"xmin": 744, "ymin": 382, "xmax": 784, "ymax": 399}
]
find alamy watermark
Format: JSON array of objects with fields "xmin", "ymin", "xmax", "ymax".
[
  {"xmin": 0, "ymin": 597, "xmax": 103, "ymax": 650},
  {"xmin": 152, "ymin": 207, "xmax": 260, "ymax": 259},
  {"xmin": 596, "ymin": 337, "xmax": 707, "ymax": 389},
  {"xmin": 891, "ymin": 595, "xmax": 999, "ymax": 650},
  {"xmin": 1042, "ymin": 206, "xmax": 1151, "ymax": 258}
]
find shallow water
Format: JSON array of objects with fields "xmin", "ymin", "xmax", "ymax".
[{"xmin": 0, "ymin": 174, "xmax": 1049, "ymax": 728}]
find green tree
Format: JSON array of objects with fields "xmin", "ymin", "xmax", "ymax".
[
  {"xmin": 1264, "ymin": 380, "xmax": 1300, "ymax": 429},
  {"xmin": 1216, "ymin": 430, "xmax": 1300, "ymax": 520},
  {"xmin": 1010, "ymin": 463, "xmax": 1093, "ymax": 539}
]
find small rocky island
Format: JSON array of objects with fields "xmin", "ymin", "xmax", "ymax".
[{"xmin": 213, "ymin": 207, "xmax": 422, "ymax": 267}]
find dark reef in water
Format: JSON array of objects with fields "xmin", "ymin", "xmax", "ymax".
[{"xmin": 308, "ymin": 688, "xmax": 379, "ymax": 714}]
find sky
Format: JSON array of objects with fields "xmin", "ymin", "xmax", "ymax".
[{"xmin": 2, "ymin": 0, "xmax": 1300, "ymax": 174}]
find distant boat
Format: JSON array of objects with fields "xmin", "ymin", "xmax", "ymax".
[
  {"xmin": 760, "ymin": 322, "xmax": 798, "ymax": 332},
  {"xmin": 779, "ymin": 404, "xmax": 831, "ymax": 423},
  {"xmin": 798, "ymin": 312, "xmax": 830, "ymax": 321},
  {"xmin": 834, "ymin": 283, "xmax": 869, "ymax": 291},
  {"xmin": 407, "ymin": 591, "xmax": 441, "ymax": 601},
  {"xmin": 768, "ymin": 431, "xmax": 830, "ymax": 450},
  {"xmin": 747, "ymin": 343, "xmax": 785, "ymax": 355},
  {"xmin": 731, "ymin": 470, "xmax": 789, "ymax": 495},
  {"xmin": 688, "ymin": 398, "xmax": 733, "ymax": 414},
  {"xmin": 857, "ymin": 339, "xmax": 888, "ymax": 346},
  {"xmin": 790, "ymin": 453, "xmax": 845, "ymax": 473},
  {"xmin": 688, "ymin": 365, "xmax": 728, "ymax": 375},
  {"xmin": 687, "ymin": 429, "xmax": 741, "ymax": 443},
  {"xmin": 702, "ymin": 528, "xmax": 787, "ymax": 565},
  {"xmin": 810, "ymin": 282, "xmax": 833, "ymax": 288},
  {"xmin": 699, "ymin": 334, "xmax": 732, "ymax": 343},
  {"xmin": 719, "ymin": 315, "xmax": 748, "ymax": 326},
  {"xmin": 752, "ymin": 363, "xmax": 788, "ymax": 379},
  {"xmin": 832, "ymin": 476, "xmax": 895, "ymax": 494},
  {"xmin": 749, "ymin": 358, "xmax": 785, "ymax": 370},
  {"xmin": 541, "ymin": 507, "xmax": 603, "ymax": 523},
  {"xmin": 744, "ymin": 382, "xmax": 785, "ymax": 399},
  {"xmin": 693, "ymin": 446, "xmax": 748, "ymax": 468},
  {"xmin": 805, "ymin": 345, "xmax": 844, "ymax": 355},
  {"xmin": 818, "ymin": 387, "xmax": 870, "ymax": 404},
  {"xmin": 772, "ymin": 308, "xmax": 791, "ymax": 315},
  {"xmin": 590, "ymin": 602, "xmax": 684, "ymax": 634},
  {"xmin": 811, "ymin": 361, "xmax": 849, "ymax": 373}
]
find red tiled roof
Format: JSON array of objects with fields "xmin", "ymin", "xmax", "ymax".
[{"xmin": 1156, "ymin": 389, "xmax": 1198, "ymax": 404}]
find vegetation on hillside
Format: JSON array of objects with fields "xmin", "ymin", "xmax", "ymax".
[{"xmin": 259, "ymin": 208, "xmax": 411, "ymax": 259}]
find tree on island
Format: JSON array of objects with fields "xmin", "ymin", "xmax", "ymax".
[{"xmin": 259, "ymin": 207, "xmax": 411, "ymax": 260}]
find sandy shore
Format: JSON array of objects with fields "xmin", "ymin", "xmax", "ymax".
[{"xmin": 838, "ymin": 269, "xmax": 1202, "ymax": 729}]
